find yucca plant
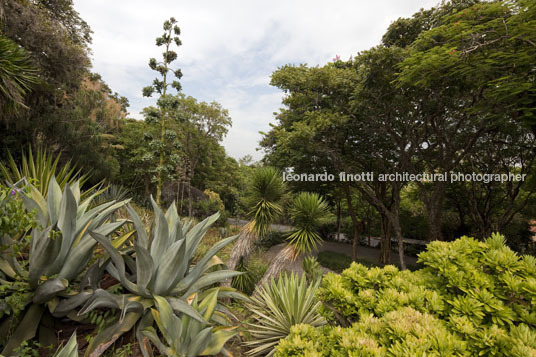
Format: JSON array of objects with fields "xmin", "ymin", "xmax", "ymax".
[
  {"xmin": 0, "ymin": 35, "xmax": 39, "ymax": 114},
  {"xmin": 0, "ymin": 176, "xmax": 129, "ymax": 355},
  {"xmin": 244, "ymin": 273, "xmax": 326, "ymax": 356},
  {"xmin": 257, "ymin": 192, "xmax": 332, "ymax": 287},
  {"xmin": 79, "ymin": 199, "xmax": 243, "ymax": 356},
  {"xmin": 227, "ymin": 167, "xmax": 286, "ymax": 273},
  {"xmin": 143, "ymin": 291, "xmax": 237, "ymax": 356},
  {"xmin": 0, "ymin": 146, "xmax": 99, "ymax": 200}
]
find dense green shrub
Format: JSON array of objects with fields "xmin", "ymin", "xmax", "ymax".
[
  {"xmin": 257, "ymin": 231, "xmax": 287, "ymax": 248},
  {"xmin": 275, "ymin": 234, "xmax": 536, "ymax": 356},
  {"xmin": 0, "ymin": 185, "xmax": 36, "ymax": 240},
  {"xmin": 232, "ymin": 256, "xmax": 268, "ymax": 296}
]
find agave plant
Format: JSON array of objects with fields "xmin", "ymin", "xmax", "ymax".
[
  {"xmin": 79, "ymin": 198, "xmax": 243, "ymax": 356},
  {"xmin": 0, "ymin": 146, "xmax": 98, "ymax": 200},
  {"xmin": 257, "ymin": 192, "xmax": 332, "ymax": 287},
  {"xmin": 143, "ymin": 291, "xmax": 237, "ymax": 356},
  {"xmin": 53, "ymin": 332, "xmax": 79, "ymax": 357},
  {"xmin": 227, "ymin": 167, "xmax": 286, "ymax": 273},
  {"xmin": 244, "ymin": 273, "xmax": 326, "ymax": 356},
  {"xmin": 0, "ymin": 176, "xmax": 129, "ymax": 355}
]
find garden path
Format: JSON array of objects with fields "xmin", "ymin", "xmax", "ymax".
[{"xmin": 263, "ymin": 241, "xmax": 419, "ymax": 274}]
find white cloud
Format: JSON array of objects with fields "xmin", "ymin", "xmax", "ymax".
[{"xmin": 74, "ymin": 0, "xmax": 439, "ymax": 160}]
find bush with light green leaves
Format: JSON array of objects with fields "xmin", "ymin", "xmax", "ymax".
[{"xmin": 275, "ymin": 234, "xmax": 536, "ymax": 356}]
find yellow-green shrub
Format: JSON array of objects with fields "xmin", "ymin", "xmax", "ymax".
[{"xmin": 275, "ymin": 234, "xmax": 536, "ymax": 356}]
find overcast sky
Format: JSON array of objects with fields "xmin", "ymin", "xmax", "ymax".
[{"xmin": 73, "ymin": 0, "xmax": 438, "ymax": 161}]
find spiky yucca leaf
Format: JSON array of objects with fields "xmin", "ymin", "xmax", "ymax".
[
  {"xmin": 245, "ymin": 273, "xmax": 326, "ymax": 356},
  {"xmin": 0, "ymin": 146, "xmax": 100, "ymax": 200},
  {"xmin": 227, "ymin": 168, "xmax": 286, "ymax": 273},
  {"xmin": 0, "ymin": 35, "xmax": 38, "ymax": 113},
  {"xmin": 246, "ymin": 167, "xmax": 286, "ymax": 238},
  {"xmin": 286, "ymin": 192, "xmax": 333, "ymax": 257}
]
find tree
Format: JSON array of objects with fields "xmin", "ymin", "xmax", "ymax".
[
  {"xmin": 451, "ymin": 124, "xmax": 536, "ymax": 238},
  {"xmin": 227, "ymin": 167, "xmax": 286, "ymax": 274},
  {"xmin": 0, "ymin": 0, "xmax": 126, "ymax": 183},
  {"xmin": 391, "ymin": 0, "xmax": 536, "ymax": 240},
  {"xmin": 263, "ymin": 56, "xmax": 411, "ymax": 268},
  {"xmin": 257, "ymin": 192, "xmax": 333, "ymax": 288},
  {"xmin": 174, "ymin": 94, "xmax": 231, "ymax": 216},
  {"xmin": 142, "ymin": 17, "xmax": 183, "ymax": 204}
]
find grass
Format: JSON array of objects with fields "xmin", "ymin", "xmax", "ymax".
[
  {"xmin": 317, "ymin": 251, "xmax": 380, "ymax": 272},
  {"xmin": 317, "ymin": 250, "xmax": 424, "ymax": 272}
]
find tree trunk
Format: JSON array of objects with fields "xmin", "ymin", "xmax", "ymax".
[
  {"xmin": 380, "ymin": 213, "xmax": 391, "ymax": 265},
  {"xmin": 144, "ymin": 176, "xmax": 150, "ymax": 199},
  {"xmin": 344, "ymin": 183, "xmax": 360, "ymax": 261},
  {"xmin": 427, "ymin": 205, "xmax": 443, "ymax": 241},
  {"xmin": 336, "ymin": 195, "xmax": 341, "ymax": 241},
  {"xmin": 255, "ymin": 245, "xmax": 294, "ymax": 294},
  {"xmin": 418, "ymin": 182, "xmax": 445, "ymax": 241},
  {"xmin": 188, "ymin": 181, "xmax": 193, "ymax": 218},
  {"xmin": 223, "ymin": 223, "xmax": 256, "ymax": 287},
  {"xmin": 391, "ymin": 218, "xmax": 406, "ymax": 270}
]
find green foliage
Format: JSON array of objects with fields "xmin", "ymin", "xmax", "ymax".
[
  {"xmin": 245, "ymin": 273, "xmax": 326, "ymax": 356},
  {"xmin": 0, "ymin": 184, "xmax": 36, "ymax": 240},
  {"xmin": 0, "ymin": 0, "xmax": 123, "ymax": 183},
  {"xmin": 232, "ymin": 256, "xmax": 268, "ymax": 296},
  {"xmin": 0, "ymin": 147, "xmax": 93, "ymax": 199},
  {"xmin": 143, "ymin": 291, "xmax": 237, "ymax": 356},
  {"xmin": 246, "ymin": 167, "xmax": 286, "ymax": 238},
  {"xmin": 80, "ymin": 199, "xmax": 243, "ymax": 356},
  {"xmin": 302, "ymin": 256, "xmax": 323, "ymax": 282},
  {"xmin": 277, "ymin": 234, "xmax": 536, "ymax": 356},
  {"xmin": 257, "ymin": 231, "xmax": 287, "ymax": 249},
  {"xmin": 0, "ymin": 176, "xmax": 129, "ymax": 355},
  {"xmin": 13, "ymin": 340, "xmax": 45, "ymax": 357},
  {"xmin": 0, "ymin": 35, "xmax": 39, "ymax": 114},
  {"xmin": 286, "ymin": 192, "xmax": 333, "ymax": 257}
]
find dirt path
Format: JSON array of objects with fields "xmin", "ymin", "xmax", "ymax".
[{"xmin": 262, "ymin": 241, "xmax": 418, "ymax": 274}]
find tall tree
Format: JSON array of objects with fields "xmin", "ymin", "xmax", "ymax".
[
  {"xmin": 142, "ymin": 17, "xmax": 183, "ymax": 204},
  {"xmin": 0, "ymin": 0, "xmax": 127, "ymax": 182},
  {"xmin": 174, "ymin": 94, "xmax": 231, "ymax": 216}
]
